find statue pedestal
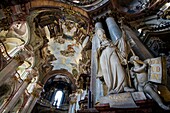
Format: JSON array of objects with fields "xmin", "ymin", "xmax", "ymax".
[
  {"xmin": 78, "ymin": 99, "xmax": 170, "ymax": 113},
  {"xmin": 77, "ymin": 108, "xmax": 99, "ymax": 113},
  {"xmin": 95, "ymin": 100, "xmax": 153, "ymax": 113},
  {"xmin": 77, "ymin": 92, "xmax": 170, "ymax": 113},
  {"xmin": 98, "ymin": 92, "xmax": 138, "ymax": 108}
]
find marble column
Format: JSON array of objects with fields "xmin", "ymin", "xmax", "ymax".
[
  {"xmin": 1, "ymin": 74, "xmax": 33, "ymax": 113},
  {"xmin": 0, "ymin": 51, "xmax": 31, "ymax": 86},
  {"xmin": 20, "ymin": 93, "xmax": 34, "ymax": 113},
  {"xmin": 105, "ymin": 17, "xmax": 122, "ymax": 43},
  {"xmin": 105, "ymin": 16, "xmax": 153, "ymax": 60},
  {"xmin": 26, "ymin": 87, "xmax": 43, "ymax": 113},
  {"xmin": 90, "ymin": 22, "xmax": 104, "ymax": 106}
]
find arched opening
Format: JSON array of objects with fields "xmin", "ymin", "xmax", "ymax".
[
  {"xmin": 32, "ymin": 71, "xmax": 75, "ymax": 112},
  {"xmin": 41, "ymin": 75, "xmax": 72, "ymax": 108}
]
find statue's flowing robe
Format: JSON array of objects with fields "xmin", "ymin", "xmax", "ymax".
[{"xmin": 97, "ymin": 40, "xmax": 128, "ymax": 94}]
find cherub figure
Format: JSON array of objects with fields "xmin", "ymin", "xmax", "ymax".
[{"xmin": 130, "ymin": 55, "xmax": 170, "ymax": 110}]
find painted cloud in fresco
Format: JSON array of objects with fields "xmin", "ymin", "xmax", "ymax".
[{"xmin": 44, "ymin": 20, "xmax": 89, "ymax": 74}]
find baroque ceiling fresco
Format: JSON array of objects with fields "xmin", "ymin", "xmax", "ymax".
[{"xmin": 31, "ymin": 8, "xmax": 91, "ymax": 79}]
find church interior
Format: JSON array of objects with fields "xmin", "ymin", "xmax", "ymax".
[{"xmin": 1, "ymin": 0, "xmax": 170, "ymax": 113}]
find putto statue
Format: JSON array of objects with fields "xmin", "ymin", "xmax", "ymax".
[{"xmin": 130, "ymin": 55, "xmax": 170, "ymax": 110}]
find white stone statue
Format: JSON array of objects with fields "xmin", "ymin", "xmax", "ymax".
[
  {"xmin": 96, "ymin": 28, "xmax": 134, "ymax": 94},
  {"xmin": 130, "ymin": 55, "xmax": 170, "ymax": 110}
]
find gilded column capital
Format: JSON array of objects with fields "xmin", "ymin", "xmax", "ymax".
[
  {"xmin": 24, "ymin": 77, "xmax": 32, "ymax": 83},
  {"xmin": 31, "ymin": 87, "xmax": 43, "ymax": 98},
  {"xmin": 70, "ymin": 100, "xmax": 77, "ymax": 104},
  {"xmin": 13, "ymin": 74, "xmax": 23, "ymax": 83},
  {"xmin": 31, "ymin": 91, "xmax": 39, "ymax": 98},
  {"xmin": 30, "ymin": 82, "xmax": 43, "ymax": 98},
  {"xmin": 13, "ymin": 52, "xmax": 30, "ymax": 66},
  {"xmin": 77, "ymin": 89, "xmax": 83, "ymax": 94},
  {"xmin": 35, "ymin": 82, "xmax": 43, "ymax": 89},
  {"xmin": 24, "ymin": 70, "xmax": 37, "ymax": 83},
  {"xmin": 13, "ymin": 54, "xmax": 24, "ymax": 64},
  {"xmin": 14, "ymin": 50, "xmax": 33, "ymax": 62},
  {"xmin": 25, "ymin": 68, "xmax": 39, "ymax": 80},
  {"xmin": 25, "ymin": 68, "xmax": 39, "ymax": 78}
]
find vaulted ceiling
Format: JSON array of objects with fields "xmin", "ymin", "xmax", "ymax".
[{"xmin": 0, "ymin": 0, "xmax": 169, "ymax": 90}]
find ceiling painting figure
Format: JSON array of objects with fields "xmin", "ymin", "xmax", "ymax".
[{"xmin": 45, "ymin": 18, "xmax": 90, "ymax": 75}]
